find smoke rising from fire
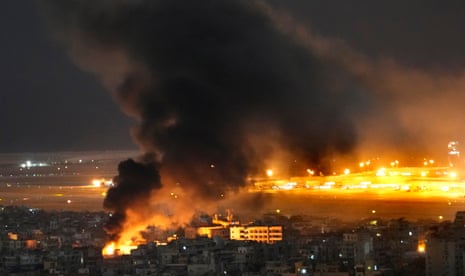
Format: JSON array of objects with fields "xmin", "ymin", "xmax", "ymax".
[{"xmin": 41, "ymin": 0, "xmax": 465, "ymax": 240}]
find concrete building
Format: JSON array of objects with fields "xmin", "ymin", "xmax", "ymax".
[
  {"xmin": 185, "ymin": 226, "xmax": 230, "ymax": 240},
  {"xmin": 341, "ymin": 232, "xmax": 373, "ymax": 265},
  {"xmin": 230, "ymin": 225, "xmax": 283, "ymax": 244},
  {"xmin": 425, "ymin": 212, "xmax": 465, "ymax": 276}
]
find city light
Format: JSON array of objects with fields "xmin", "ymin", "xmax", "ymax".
[
  {"xmin": 266, "ymin": 169, "xmax": 273, "ymax": 177},
  {"xmin": 417, "ymin": 240, "xmax": 426, "ymax": 254},
  {"xmin": 92, "ymin": 179, "xmax": 103, "ymax": 187}
]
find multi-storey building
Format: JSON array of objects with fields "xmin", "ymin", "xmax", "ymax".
[{"xmin": 230, "ymin": 225, "xmax": 283, "ymax": 244}]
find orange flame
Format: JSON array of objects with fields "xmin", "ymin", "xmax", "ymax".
[
  {"xmin": 102, "ymin": 240, "xmax": 138, "ymax": 258},
  {"xmin": 102, "ymin": 241, "xmax": 115, "ymax": 257},
  {"xmin": 101, "ymin": 185, "xmax": 213, "ymax": 258}
]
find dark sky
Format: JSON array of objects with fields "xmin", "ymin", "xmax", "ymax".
[
  {"xmin": 269, "ymin": 0, "xmax": 465, "ymax": 70},
  {"xmin": 1, "ymin": 0, "xmax": 465, "ymax": 154},
  {"xmin": 0, "ymin": 0, "xmax": 134, "ymax": 152}
]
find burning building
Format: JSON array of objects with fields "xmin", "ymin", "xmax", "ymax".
[
  {"xmin": 42, "ymin": 0, "xmax": 366, "ymax": 254},
  {"xmin": 40, "ymin": 0, "xmax": 465, "ymax": 255}
]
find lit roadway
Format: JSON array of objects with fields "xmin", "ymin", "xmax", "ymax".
[{"xmin": 244, "ymin": 166, "xmax": 465, "ymax": 222}]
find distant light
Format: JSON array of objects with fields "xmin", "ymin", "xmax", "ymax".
[
  {"xmin": 376, "ymin": 168, "xmax": 386, "ymax": 176},
  {"xmin": 66, "ymin": 199, "xmax": 72, "ymax": 204},
  {"xmin": 276, "ymin": 209, "xmax": 281, "ymax": 214},
  {"xmin": 408, "ymin": 231, "xmax": 413, "ymax": 236},
  {"xmin": 306, "ymin": 169, "xmax": 314, "ymax": 175},
  {"xmin": 418, "ymin": 241, "xmax": 426, "ymax": 253},
  {"xmin": 344, "ymin": 168, "xmax": 350, "ymax": 175},
  {"xmin": 371, "ymin": 209, "xmax": 376, "ymax": 214},
  {"xmin": 450, "ymin": 172, "xmax": 457, "ymax": 178},
  {"xmin": 92, "ymin": 179, "xmax": 103, "ymax": 187},
  {"xmin": 439, "ymin": 215, "xmax": 444, "ymax": 220},
  {"xmin": 401, "ymin": 185, "xmax": 410, "ymax": 191},
  {"xmin": 266, "ymin": 169, "xmax": 273, "ymax": 177}
]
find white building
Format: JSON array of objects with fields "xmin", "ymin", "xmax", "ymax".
[{"xmin": 230, "ymin": 225, "xmax": 283, "ymax": 244}]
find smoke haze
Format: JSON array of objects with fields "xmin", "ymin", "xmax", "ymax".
[{"xmin": 41, "ymin": 0, "xmax": 465, "ymax": 239}]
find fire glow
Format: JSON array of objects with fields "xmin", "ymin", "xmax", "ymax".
[
  {"xmin": 101, "ymin": 211, "xmax": 151, "ymax": 257},
  {"xmin": 45, "ymin": 0, "xmax": 465, "ymax": 261},
  {"xmin": 102, "ymin": 241, "xmax": 137, "ymax": 257},
  {"xmin": 101, "ymin": 202, "xmax": 192, "ymax": 258}
]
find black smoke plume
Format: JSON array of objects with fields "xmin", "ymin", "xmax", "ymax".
[
  {"xmin": 41, "ymin": 0, "xmax": 368, "ymax": 237},
  {"xmin": 103, "ymin": 156, "xmax": 160, "ymax": 238}
]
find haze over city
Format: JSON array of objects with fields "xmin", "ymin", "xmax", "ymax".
[{"xmin": 2, "ymin": 1, "xmax": 465, "ymax": 275}]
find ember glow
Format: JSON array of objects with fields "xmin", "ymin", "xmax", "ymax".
[
  {"xmin": 102, "ymin": 209, "xmax": 153, "ymax": 257},
  {"xmin": 417, "ymin": 239, "xmax": 426, "ymax": 254},
  {"xmin": 102, "ymin": 241, "xmax": 137, "ymax": 257},
  {"xmin": 102, "ymin": 242, "xmax": 115, "ymax": 256},
  {"xmin": 102, "ymin": 236, "xmax": 139, "ymax": 257}
]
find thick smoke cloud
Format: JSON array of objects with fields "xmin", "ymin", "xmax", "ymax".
[
  {"xmin": 39, "ymin": 0, "xmax": 465, "ymax": 243},
  {"xmin": 41, "ymin": 0, "xmax": 382, "ymax": 237},
  {"xmin": 103, "ymin": 156, "xmax": 160, "ymax": 238}
]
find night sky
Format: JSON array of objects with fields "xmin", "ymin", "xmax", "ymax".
[
  {"xmin": 2, "ymin": 0, "xmax": 465, "ymax": 155},
  {"xmin": 0, "ymin": 1, "xmax": 134, "ymax": 152}
]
